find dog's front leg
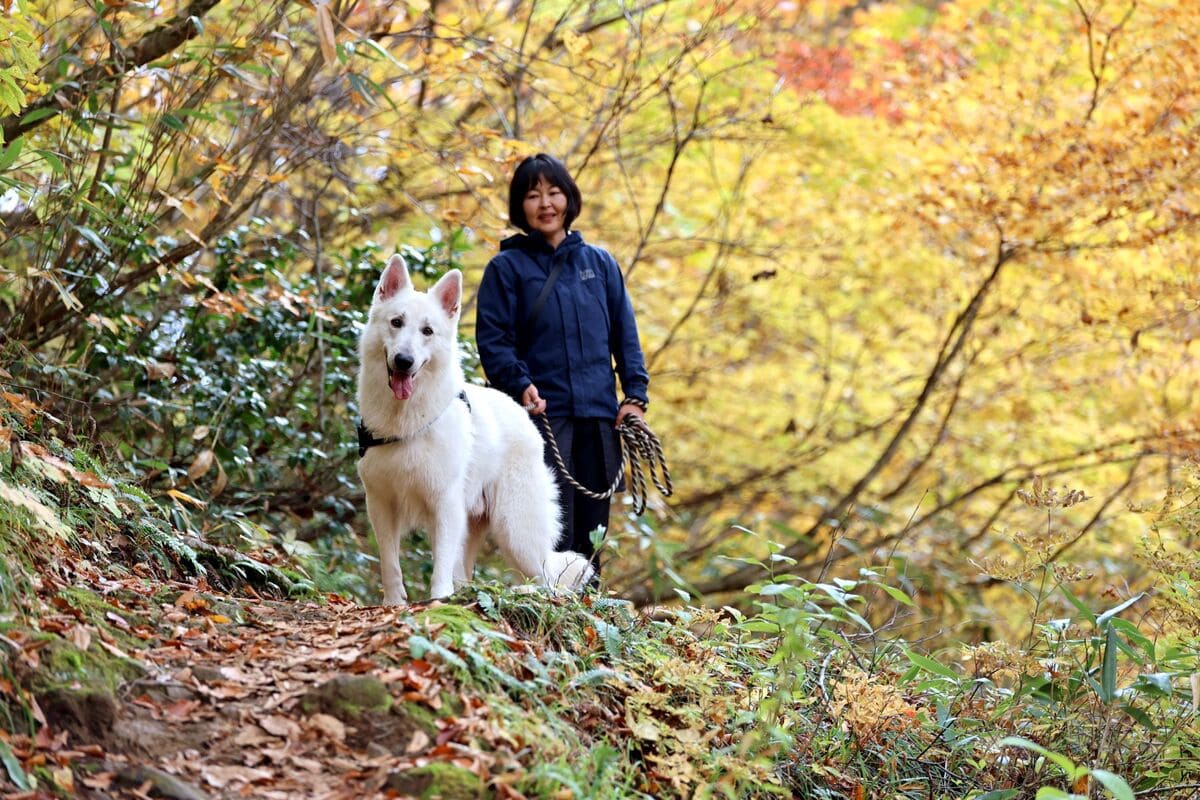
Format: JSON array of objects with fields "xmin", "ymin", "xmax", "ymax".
[
  {"xmin": 378, "ymin": 529, "xmax": 409, "ymax": 605},
  {"xmin": 367, "ymin": 496, "xmax": 408, "ymax": 605},
  {"xmin": 428, "ymin": 502, "xmax": 468, "ymax": 600}
]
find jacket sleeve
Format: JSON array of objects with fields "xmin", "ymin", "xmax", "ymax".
[
  {"xmin": 604, "ymin": 251, "xmax": 650, "ymax": 403},
  {"xmin": 475, "ymin": 256, "xmax": 532, "ymax": 400}
]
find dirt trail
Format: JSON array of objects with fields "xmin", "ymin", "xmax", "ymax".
[{"xmin": 7, "ymin": 574, "xmax": 504, "ymax": 800}]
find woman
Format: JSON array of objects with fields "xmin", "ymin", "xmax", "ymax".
[{"xmin": 475, "ymin": 154, "xmax": 649, "ymax": 580}]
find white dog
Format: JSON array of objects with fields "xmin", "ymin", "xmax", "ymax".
[{"xmin": 356, "ymin": 254, "xmax": 592, "ymax": 603}]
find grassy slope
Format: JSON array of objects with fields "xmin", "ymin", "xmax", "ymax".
[{"xmin": 1, "ymin": 407, "xmax": 1198, "ymax": 799}]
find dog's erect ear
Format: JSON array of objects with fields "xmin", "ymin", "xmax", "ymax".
[
  {"xmin": 377, "ymin": 254, "xmax": 411, "ymax": 301},
  {"xmin": 430, "ymin": 269, "xmax": 462, "ymax": 320}
]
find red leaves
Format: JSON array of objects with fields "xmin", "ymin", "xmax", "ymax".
[
  {"xmin": 776, "ymin": 42, "xmax": 904, "ymax": 122},
  {"xmin": 775, "ymin": 34, "xmax": 966, "ymax": 122}
]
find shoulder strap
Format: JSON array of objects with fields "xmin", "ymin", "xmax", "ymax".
[{"xmin": 527, "ymin": 259, "xmax": 565, "ymax": 330}]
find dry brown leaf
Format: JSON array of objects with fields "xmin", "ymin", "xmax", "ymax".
[
  {"xmin": 69, "ymin": 625, "xmax": 92, "ymax": 651},
  {"xmin": 1, "ymin": 391, "xmax": 40, "ymax": 423},
  {"xmin": 164, "ymin": 699, "xmax": 200, "ymax": 720},
  {"xmin": 233, "ymin": 726, "xmax": 277, "ymax": 747},
  {"xmin": 261, "ymin": 746, "xmax": 290, "ymax": 764},
  {"xmin": 212, "ymin": 459, "xmax": 228, "ymax": 498},
  {"xmin": 289, "ymin": 755, "xmax": 323, "ymax": 772},
  {"xmin": 316, "ymin": 3, "xmax": 337, "ymax": 65},
  {"xmin": 145, "ymin": 361, "xmax": 176, "ymax": 381},
  {"xmin": 219, "ymin": 665, "xmax": 267, "ymax": 684},
  {"xmin": 259, "ymin": 714, "xmax": 301, "ymax": 740},
  {"xmin": 188, "ymin": 449, "xmax": 215, "ymax": 482},
  {"xmin": 81, "ymin": 772, "xmax": 116, "ymax": 790},
  {"xmin": 306, "ymin": 713, "xmax": 346, "ymax": 743},
  {"xmin": 405, "ymin": 729, "xmax": 430, "ymax": 754},
  {"xmin": 202, "ymin": 764, "xmax": 273, "ymax": 788}
]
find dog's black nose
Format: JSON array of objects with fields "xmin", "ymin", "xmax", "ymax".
[{"xmin": 391, "ymin": 353, "xmax": 414, "ymax": 373}]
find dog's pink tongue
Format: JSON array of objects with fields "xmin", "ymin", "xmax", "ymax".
[{"xmin": 390, "ymin": 373, "xmax": 414, "ymax": 400}]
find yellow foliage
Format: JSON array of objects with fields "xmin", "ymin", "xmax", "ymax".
[{"xmin": 829, "ymin": 668, "xmax": 924, "ymax": 745}]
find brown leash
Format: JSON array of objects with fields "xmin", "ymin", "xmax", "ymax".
[{"xmin": 534, "ymin": 413, "xmax": 673, "ymax": 515}]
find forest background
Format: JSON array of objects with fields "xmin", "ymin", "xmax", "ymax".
[
  {"xmin": 2, "ymin": 0, "xmax": 1200, "ymax": 796},
  {"xmin": 2, "ymin": 0, "xmax": 1200, "ymax": 635}
]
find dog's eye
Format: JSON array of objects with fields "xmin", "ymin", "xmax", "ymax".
[
  {"xmin": 421, "ymin": 325, "xmax": 434, "ymax": 336},
  {"xmin": 391, "ymin": 317, "xmax": 404, "ymax": 329}
]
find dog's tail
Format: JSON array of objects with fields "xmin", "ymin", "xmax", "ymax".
[{"xmin": 541, "ymin": 550, "xmax": 593, "ymax": 591}]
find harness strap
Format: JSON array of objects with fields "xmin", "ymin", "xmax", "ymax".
[{"xmin": 357, "ymin": 390, "xmax": 470, "ymax": 458}]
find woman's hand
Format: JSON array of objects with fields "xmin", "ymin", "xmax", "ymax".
[
  {"xmin": 616, "ymin": 401, "xmax": 645, "ymax": 428},
  {"xmin": 521, "ymin": 384, "xmax": 547, "ymax": 416}
]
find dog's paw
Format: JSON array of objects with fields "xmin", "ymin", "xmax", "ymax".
[{"xmin": 541, "ymin": 552, "xmax": 593, "ymax": 592}]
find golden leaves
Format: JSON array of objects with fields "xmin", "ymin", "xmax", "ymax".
[
  {"xmin": 829, "ymin": 668, "xmax": 923, "ymax": 745},
  {"xmin": 560, "ymin": 30, "xmax": 590, "ymax": 59},
  {"xmin": 1017, "ymin": 477, "xmax": 1092, "ymax": 510}
]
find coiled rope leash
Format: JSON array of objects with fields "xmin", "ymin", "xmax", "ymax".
[{"xmin": 534, "ymin": 408, "xmax": 673, "ymax": 516}]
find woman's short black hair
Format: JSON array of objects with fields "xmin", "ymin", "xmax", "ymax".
[{"xmin": 507, "ymin": 153, "xmax": 583, "ymax": 233}]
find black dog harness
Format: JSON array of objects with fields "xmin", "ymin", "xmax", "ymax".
[{"xmin": 357, "ymin": 390, "xmax": 471, "ymax": 458}]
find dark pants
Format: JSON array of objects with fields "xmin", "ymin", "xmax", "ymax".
[{"xmin": 540, "ymin": 417, "xmax": 621, "ymax": 577}]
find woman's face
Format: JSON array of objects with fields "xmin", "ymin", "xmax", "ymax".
[{"xmin": 522, "ymin": 176, "xmax": 568, "ymax": 245}]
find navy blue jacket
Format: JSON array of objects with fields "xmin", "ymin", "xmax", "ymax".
[{"xmin": 475, "ymin": 230, "xmax": 649, "ymax": 419}]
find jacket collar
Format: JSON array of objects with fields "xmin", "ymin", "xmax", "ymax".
[{"xmin": 500, "ymin": 230, "xmax": 583, "ymax": 255}]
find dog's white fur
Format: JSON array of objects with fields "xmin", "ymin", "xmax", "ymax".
[{"xmin": 356, "ymin": 255, "xmax": 591, "ymax": 603}]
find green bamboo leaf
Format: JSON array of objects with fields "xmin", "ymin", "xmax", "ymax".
[
  {"xmin": 361, "ymin": 37, "xmax": 414, "ymax": 72},
  {"xmin": 999, "ymin": 736, "xmax": 1077, "ymax": 777},
  {"xmin": 1121, "ymin": 702, "xmax": 1157, "ymax": 729},
  {"xmin": 1097, "ymin": 593, "xmax": 1145, "ymax": 628},
  {"xmin": 0, "ymin": 740, "xmax": 31, "ymax": 791},
  {"xmin": 876, "ymin": 582, "xmax": 915, "ymax": 606},
  {"xmin": 0, "ymin": 136, "xmax": 23, "ymax": 171},
  {"xmin": 1058, "ymin": 584, "xmax": 1097, "ymax": 625},
  {"xmin": 1132, "ymin": 672, "xmax": 1172, "ymax": 697},
  {"xmin": 906, "ymin": 650, "xmax": 960, "ymax": 681},
  {"xmin": 842, "ymin": 609, "xmax": 874, "ymax": 633},
  {"xmin": 346, "ymin": 73, "xmax": 379, "ymax": 107},
  {"xmin": 1090, "ymin": 769, "xmax": 1135, "ymax": 800},
  {"xmin": 18, "ymin": 107, "xmax": 58, "ymax": 126},
  {"xmin": 34, "ymin": 148, "xmax": 65, "ymax": 174},
  {"xmin": 1100, "ymin": 624, "xmax": 1118, "ymax": 703},
  {"xmin": 1108, "ymin": 618, "xmax": 1154, "ymax": 660},
  {"xmin": 74, "ymin": 224, "xmax": 112, "ymax": 256},
  {"xmin": 1034, "ymin": 789, "xmax": 1077, "ymax": 800}
]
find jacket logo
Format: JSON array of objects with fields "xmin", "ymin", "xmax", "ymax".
[{"xmin": 579, "ymin": 268, "xmax": 596, "ymax": 281}]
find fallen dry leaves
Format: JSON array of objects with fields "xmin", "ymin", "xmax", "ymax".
[{"xmin": 0, "ymin": 558, "xmax": 532, "ymax": 800}]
